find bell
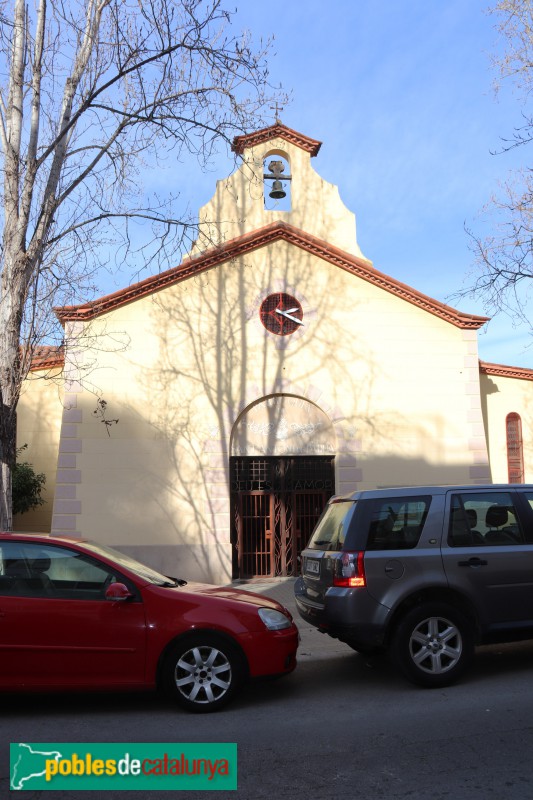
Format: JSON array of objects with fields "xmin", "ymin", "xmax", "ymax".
[{"xmin": 269, "ymin": 180, "xmax": 286, "ymax": 200}]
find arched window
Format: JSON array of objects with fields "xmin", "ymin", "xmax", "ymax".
[{"xmin": 506, "ymin": 412, "xmax": 524, "ymax": 483}]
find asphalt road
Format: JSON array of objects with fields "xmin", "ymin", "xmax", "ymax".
[{"xmin": 3, "ymin": 578, "xmax": 533, "ymax": 799}]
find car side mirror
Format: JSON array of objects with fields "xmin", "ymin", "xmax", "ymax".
[{"xmin": 105, "ymin": 582, "xmax": 134, "ymax": 602}]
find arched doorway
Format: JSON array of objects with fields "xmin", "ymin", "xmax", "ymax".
[{"xmin": 230, "ymin": 396, "xmax": 336, "ymax": 578}]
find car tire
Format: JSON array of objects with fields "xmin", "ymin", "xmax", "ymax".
[
  {"xmin": 162, "ymin": 633, "xmax": 246, "ymax": 713},
  {"xmin": 390, "ymin": 603, "xmax": 474, "ymax": 688}
]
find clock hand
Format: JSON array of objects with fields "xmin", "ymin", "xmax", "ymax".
[{"xmin": 275, "ymin": 307, "xmax": 304, "ymax": 326}]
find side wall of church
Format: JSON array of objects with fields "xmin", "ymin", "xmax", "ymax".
[
  {"xmin": 14, "ymin": 368, "xmax": 63, "ymax": 532},
  {"xmin": 481, "ymin": 371, "xmax": 533, "ymax": 483}
]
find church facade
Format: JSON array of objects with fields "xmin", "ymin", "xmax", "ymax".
[{"xmin": 16, "ymin": 124, "xmax": 533, "ymax": 584}]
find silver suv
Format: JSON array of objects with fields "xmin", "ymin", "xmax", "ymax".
[{"xmin": 294, "ymin": 484, "xmax": 533, "ymax": 687}]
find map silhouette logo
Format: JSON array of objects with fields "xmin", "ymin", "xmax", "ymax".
[{"xmin": 10, "ymin": 742, "xmax": 62, "ymax": 790}]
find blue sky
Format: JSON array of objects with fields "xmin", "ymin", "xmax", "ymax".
[
  {"xmin": 124, "ymin": 1, "xmax": 532, "ymax": 368},
  {"xmin": 228, "ymin": 0, "xmax": 532, "ymax": 368}
]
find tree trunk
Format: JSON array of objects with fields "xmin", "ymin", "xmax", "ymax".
[
  {"xmin": 0, "ymin": 252, "xmax": 28, "ymax": 531},
  {"xmin": 0, "ymin": 400, "xmax": 16, "ymax": 531},
  {"xmin": 0, "ymin": 291, "xmax": 20, "ymax": 529}
]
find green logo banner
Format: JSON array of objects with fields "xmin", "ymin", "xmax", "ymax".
[{"xmin": 10, "ymin": 742, "xmax": 237, "ymax": 791}]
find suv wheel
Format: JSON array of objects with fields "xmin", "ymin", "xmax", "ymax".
[{"xmin": 390, "ymin": 603, "xmax": 474, "ymax": 688}]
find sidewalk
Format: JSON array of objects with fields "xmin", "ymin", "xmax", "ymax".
[
  {"xmin": 230, "ymin": 577, "xmax": 350, "ymax": 661},
  {"xmin": 231, "ymin": 577, "xmax": 297, "ymax": 613}
]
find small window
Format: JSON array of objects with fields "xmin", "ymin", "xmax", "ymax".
[
  {"xmin": 506, "ymin": 413, "xmax": 524, "ymax": 483},
  {"xmin": 449, "ymin": 492, "xmax": 524, "ymax": 546},
  {"xmin": 366, "ymin": 496, "xmax": 431, "ymax": 550}
]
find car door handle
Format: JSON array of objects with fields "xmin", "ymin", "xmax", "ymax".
[{"xmin": 458, "ymin": 557, "xmax": 488, "ymax": 567}]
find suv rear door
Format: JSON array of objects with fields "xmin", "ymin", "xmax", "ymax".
[
  {"xmin": 441, "ymin": 488, "xmax": 533, "ymax": 629},
  {"xmin": 300, "ymin": 499, "xmax": 358, "ymax": 605}
]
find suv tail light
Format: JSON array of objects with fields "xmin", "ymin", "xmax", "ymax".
[{"xmin": 333, "ymin": 551, "xmax": 366, "ymax": 588}]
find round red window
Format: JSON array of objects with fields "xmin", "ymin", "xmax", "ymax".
[{"xmin": 259, "ymin": 293, "xmax": 304, "ymax": 336}]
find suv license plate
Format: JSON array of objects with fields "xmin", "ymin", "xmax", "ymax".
[{"xmin": 306, "ymin": 559, "xmax": 320, "ymax": 575}]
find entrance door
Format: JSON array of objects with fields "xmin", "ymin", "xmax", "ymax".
[{"xmin": 231, "ymin": 457, "xmax": 335, "ymax": 578}]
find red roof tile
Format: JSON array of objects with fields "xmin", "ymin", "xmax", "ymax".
[
  {"xmin": 28, "ymin": 345, "xmax": 64, "ymax": 371},
  {"xmin": 479, "ymin": 360, "xmax": 533, "ymax": 381},
  {"xmin": 232, "ymin": 123, "xmax": 322, "ymax": 156}
]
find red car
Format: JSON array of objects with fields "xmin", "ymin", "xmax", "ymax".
[{"xmin": 0, "ymin": 533, "xmax": 298, "ymax": 712}]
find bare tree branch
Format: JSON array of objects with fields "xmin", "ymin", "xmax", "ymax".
[
  {"xmin": 0, "ymin": 0, "xmax": 285, "ymax": 527},
  {"xmin": 457, "ymin": 1, "xmax": 533, "ymax": 334}
]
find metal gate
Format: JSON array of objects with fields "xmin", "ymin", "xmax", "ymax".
[{"xmin": 230, "ymin": 456, "xmax": 335, "ymax": 578}]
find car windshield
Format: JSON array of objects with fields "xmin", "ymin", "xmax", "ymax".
[
  {"xmin": 308, "ymin": 500, "xmax": 356, "ymax": 551},
  {"xmin": 79, "ymin": 541, "xmax": 179, "ymax": 586}
]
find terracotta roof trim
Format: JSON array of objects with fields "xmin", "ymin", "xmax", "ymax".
[
  {"xmin": 479, "ymin": 360, "xmax": 533, "ymax": 381},
  {"xmin": 28, "ymin": 345, "xmax": 64, "ymax": 372},
  {"xmin": 232, "ymin": 123, "xmax": 322, "ymax": 156},
  {"xmin": 55, "ymin": 221, "xmax": 489, "ymax": 330}
]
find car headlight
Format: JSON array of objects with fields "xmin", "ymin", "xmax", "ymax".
[{"xmin": 258, "ymin": 607, "xmax": 292, "ymax": 631}]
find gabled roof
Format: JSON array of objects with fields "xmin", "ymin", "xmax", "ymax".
[
  {"xmin": 55, "ymin": 220, "xmax": 489, "ymax": 330},
  {"xmin": 480, "ymin": 361, "xmax": 533, "ymax": 382},
  {"xmin": 232, "ymin": 123, "xmax": 322, "ymax": 156}
]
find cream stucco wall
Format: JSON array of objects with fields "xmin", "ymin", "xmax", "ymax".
[
  {"xmin": 51, "ymin": 238, "xmax": 489, "ymax": 583},
  {"xmin": 14, "ymin": 368, "xmax": 63, "ymax": 531},
  {"xmin": 481, "ymin": 371, "xmax": 533, "ymax": 483},
  {"xmin": 190, "ymin": 135, "xmax": 370, "ymax": 262}
]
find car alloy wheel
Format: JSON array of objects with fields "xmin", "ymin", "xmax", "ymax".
[
  {"xmin": 408, "ymin": 615, "xmax": 462, "ymax": 674},
  {"xmin": 163, "ymin": 634, "xmax": 245, "ymax": 712},
  {"xmin": 391, "ymin": 603, "xmax": 474, "ymax": 688}
]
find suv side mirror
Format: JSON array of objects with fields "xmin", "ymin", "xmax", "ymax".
[{"xmin": 105, "ymin": 582, "xmax": 134, "ymax": 602}]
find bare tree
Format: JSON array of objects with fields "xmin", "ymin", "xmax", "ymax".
[
  {"xmin": 0, "ymin": 0, "xmax": 281, "ymax": 529},
  {"xmin": 460, "ymin": 1, "xmax": 533, "ymax": 329}
]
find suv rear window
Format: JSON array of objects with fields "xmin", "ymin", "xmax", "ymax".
[
  {"xmin": 365, "ymin": 496, "xmax": 432, "ymax": 550},
  {"xmin": 307, "ymin": 501, "xmax": 356, "ymax": 551}
]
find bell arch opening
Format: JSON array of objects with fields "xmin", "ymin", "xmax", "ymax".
[{"xmin": 263, "ymin": 152, "xmax": 291, "ymax": 212}]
